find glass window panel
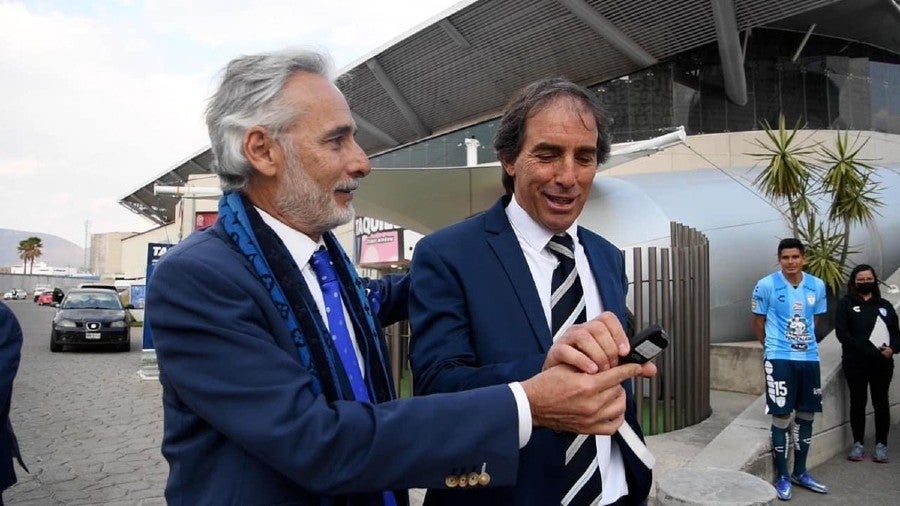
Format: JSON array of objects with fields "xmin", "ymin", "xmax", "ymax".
[
  {"xmin": 870, "ymin": 62, "xmax": 900, "ymax": 133},
  {"xmin": 726, "ymin": 63, "xmax": 756, "ymax": 132},
  {"xmin": 673, "ymin": 65, "xmax": 701, "ymax": 135},
  {"xmin": 700, "ymin": 66, "xmax": 728, "ymax": 133},
  {"xmin": 598, "ymin": 78, "xmax": 631, "ymax": 141},
  {"xmin": 824, "ymin": 56, "xmax": 872, "ymax": 130},
  {"xmin": 780, "ymin": 62, "xmax": 805, "ymax": 125},
  {"xmin": 425, "ymin": 139, "xmax": 446, "ymax": 167},
  {"xmin": 447, "ymin": 135, "xmax": 468, "ymax": 167},
  {"xmin": 753, "ymin": 62, "xmax": 780, "ymax": 127},
  {"xmin": 803, "ymin": 59, "xmax": 829, "ymax": 129},
  {"xmin": 408, "ymin": 143, "xmax": 427, "ymax": 167},
  {"xmin": 628, "ymin": 67, "xmax": 674, "ymax": 140}
]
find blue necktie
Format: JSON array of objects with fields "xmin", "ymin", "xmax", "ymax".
[
  {"xmin": 309, "ymin": 246, "xmax": 397, "ymax": 506},
  {"xmin": 309, "ymin": 246, "xmax": 370, "ymax": 402}
]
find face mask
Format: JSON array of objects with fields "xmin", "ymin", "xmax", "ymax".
[{"xmin": 856, "ymin": 281, "xmax": 877, "ymax": 295}]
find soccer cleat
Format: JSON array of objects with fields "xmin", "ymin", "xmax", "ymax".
[
  {"xmin": 790, "ymin": 471, "xmax": 829, "ymax": 494},
  {"xmin": 874, "ymin": 443, "xmax": 889, "ymax": 463},
  {"xmin": 848, "ymin": 441, "xmax": 865, "ymax": 461},
  {"xmin": 774, "ymin": 475, "xmax": 792, "ymax": 501}
]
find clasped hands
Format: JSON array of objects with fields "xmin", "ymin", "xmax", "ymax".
[{"xmin": 521, "ymin": 312, "xmax": 657, "ymax": 435}]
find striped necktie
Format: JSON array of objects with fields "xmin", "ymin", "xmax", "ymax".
[{"xmin": 547, "ymin": 234, "xmax": 602, "ymax": 506}]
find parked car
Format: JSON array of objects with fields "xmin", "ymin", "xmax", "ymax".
[
  {"xmin": 37, "ymin": 290, "xmax": 55, "ymax": 306},
  {"xmin": 2, "ymin": 289, "xmax": 27, "ymax": 300},
  {"xmin": 50, "ymin": 288, "xmax": 133, "ymax": 352},
  {"xmin": 33, "ymin": 284, "xmax": 52, "ymax": 302}
]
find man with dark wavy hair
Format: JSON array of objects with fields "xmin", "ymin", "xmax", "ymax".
[{"xmin": 410, "ymin": 78, "xmax": 656, "ymax": 506}]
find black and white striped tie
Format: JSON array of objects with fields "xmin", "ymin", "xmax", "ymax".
[{"xmin": 548, "ymin": 234, "xmax": 601, "ymax": 506}]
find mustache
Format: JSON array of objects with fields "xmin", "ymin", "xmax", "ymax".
[{"xmin": 335, "ymin": 179, "xmax": 360, "ymax": 192}]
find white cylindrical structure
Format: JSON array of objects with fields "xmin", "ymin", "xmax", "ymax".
[
  {"xmin": 464, "ymin": 137, "xmax": 481, "ymax": 167},
  {"xmin": 580, "ymin": 165, "xmax": 900, "ymax": 343}
]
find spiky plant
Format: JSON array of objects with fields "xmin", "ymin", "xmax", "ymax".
[
  {"xmin": 797, "ymin": 213, "xmax": 847, "ymax": 293},
  {"xmin": 816, "ymin": 131, "xmax": 882, "ymax": 271},
  {"xmin": 749, "ymin": 114, "xmax": 820, "ymax": 237}
]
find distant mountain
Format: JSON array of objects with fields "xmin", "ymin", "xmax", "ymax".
[{"xmin": 0, "ymin": 229, "xmax": 85, "ymax": 269}]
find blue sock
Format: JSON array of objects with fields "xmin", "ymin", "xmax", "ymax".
[
  {"xmin": 771, "ymin": 424, "xmax": 789, "ymax": 477},
  {"xmin": 793, "ymin": 417, "xmax": 813, "ymax": 476}
]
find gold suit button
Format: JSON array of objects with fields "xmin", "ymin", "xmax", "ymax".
[
  {"xmin": 445, "ymin": 475, "xmax": 458, "ymax": 488},
  {"xmin": 457, "ymin": 474, "xmax": 468, "ymax": 487},
  {"xmin": 478, "ymin": 472, "xmax": 491, "ymax": 486},
  {"xmin": 467, "ymin": 472, "xmax": 479, "ymax": 486}
]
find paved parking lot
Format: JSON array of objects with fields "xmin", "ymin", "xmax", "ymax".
[{"xmin": 3, "ymin": 301, "xmax": 167, "ymax": 505}]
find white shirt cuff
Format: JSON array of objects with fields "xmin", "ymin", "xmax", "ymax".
[{"xmin": 508, "ymin": 382, "xmax": 532, "ymax": 448}]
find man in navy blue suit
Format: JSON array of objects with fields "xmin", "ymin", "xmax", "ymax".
[
  {"xmin": 1, "ymin": 301, "xmax": 27, "ymax": 505},
  {"xmin": 147, "ymin": 50, "xmax": 652, "ymax": 506},
  {"xmin": 410, "ymin": 78, "xmax": 657, "ymax": 505}
]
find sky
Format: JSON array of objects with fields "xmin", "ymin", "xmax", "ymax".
[{"xmin": 0, "ymin": 0, "xmax": 464, "ymax": 246}]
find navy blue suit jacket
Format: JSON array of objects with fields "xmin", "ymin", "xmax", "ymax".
[
  {"xmin": 147, "ymin": 220, "xmax": 524, "ymax": 505},
  {"xmin": 409, "ymin": 197, "xmax": 652, "ymax": 505},
  {"xmin": 0, "ymin": 301, "xmax": 25, "ymax": 492}
]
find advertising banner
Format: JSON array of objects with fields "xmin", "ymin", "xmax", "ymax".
[
  {"xmin": 142, "ymin": 243, "xmax": 172, "ymax": 349},
  {"xmin": 358, "ymin": 230, "xmax": 401, "ymax": 266},
  {"xmin": 354, "ymin": 217, "xmax": 403, "ymax": 268}
]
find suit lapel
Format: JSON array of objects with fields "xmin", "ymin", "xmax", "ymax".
[
  {"xmin": 579, "ymin": 228, "xmax": 625, "ymax": 321},
  {"xmin": 484, "ymin": 197, "xmax": 553, "ymax": 352}
]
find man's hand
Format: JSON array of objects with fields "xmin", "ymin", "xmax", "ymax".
[
  {"xmin": 544, "ymin": 311, "xmax": 655, "ymax": 375},
  {"xmin": 881, "ymin": 346, "xmax": 894, "ymax": 359},
  {"xmin": 521, "ymin": 363, "xmax": 646, "ymax": 435}
]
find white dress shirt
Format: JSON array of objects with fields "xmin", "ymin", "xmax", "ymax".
[
  {"xmin": 257, "ymin": 208, "xmax": 366, "ymax": 374},
  {"xmin": 506, "ymin": 196, "xmax": 628, "ymax": 504}
]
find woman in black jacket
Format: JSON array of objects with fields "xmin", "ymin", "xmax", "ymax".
[{"xmin": 835, "ymin": 264, "xmax": 899, "ymax": 463}]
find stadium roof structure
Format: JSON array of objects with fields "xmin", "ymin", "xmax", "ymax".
[{"xmin": 119, "ymin": 0, "xmax": 900, "ymax": 226}]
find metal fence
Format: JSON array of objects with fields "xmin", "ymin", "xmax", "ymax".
[{"xmin": 631, "ymin": 222, "xmax": 711, "ymax": 435}]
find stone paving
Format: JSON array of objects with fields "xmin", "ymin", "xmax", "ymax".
[{"xmin": 4, "ymin": 301, "xmax": 167, "ymax": 505}]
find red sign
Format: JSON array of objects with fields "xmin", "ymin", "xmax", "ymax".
[{"xmin": 194, "ymin": 211, "xmax": 219, "ymax": 231}]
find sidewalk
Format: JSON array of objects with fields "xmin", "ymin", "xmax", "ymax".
[{"xmin": 787, "ymin": 422, "xmax": 900, "ymax": 505}]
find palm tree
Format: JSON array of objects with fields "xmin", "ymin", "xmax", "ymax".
[
  {"xmin": 16, "ymin": 236, "xmax": 43, "ymax": 274},
  {"xmin": 749, "ymin": 114, "xmax": 819, "ymax": 237},
  {"xmin": 817, "ymin": 132, "xmax": 882, "ymax": 273}
]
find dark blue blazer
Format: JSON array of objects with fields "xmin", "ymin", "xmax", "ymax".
[
  {"xmin": 409, "ymin": 197, "xmax": 652, "ymax": 506},
  {"xmin": 0, "ymin": 301, "xmax": 26, "ymax": 492},
  {"xmin": 147, "ymin": 220, "xmax": 524, "ymax": 505}
]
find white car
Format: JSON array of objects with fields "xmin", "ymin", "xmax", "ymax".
[{"xmin": 2, "ymin": 288, "xmax": 27, "ymax": 300}]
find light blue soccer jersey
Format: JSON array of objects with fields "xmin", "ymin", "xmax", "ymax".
[{"xmin": 751, "ymin": 271, "xmax": 827, "ymax": 361}]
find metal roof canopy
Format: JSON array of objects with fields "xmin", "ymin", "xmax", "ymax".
[{"xmin": 121, "ymin": 0, "xmax": 897, "ymax": 224}]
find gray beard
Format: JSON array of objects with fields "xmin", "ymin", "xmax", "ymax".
[{"xmin": 274, "ymin": 156, "xmax": 355, "ymax": 237}]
